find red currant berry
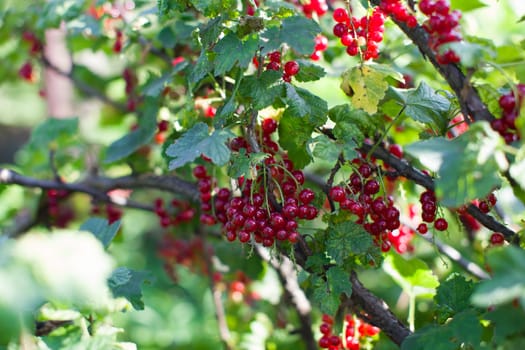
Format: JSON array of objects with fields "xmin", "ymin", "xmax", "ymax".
[
  {"xmin": 490, "ymin": 232, "xmax": 505, "ymax": 245},
  {"xmin": 434, "ymin": 218, "xmax": 448, "ymax": 231},
  {"xmin": 284, "ymin": 61, "xmax": 300, "ymax": 76}
]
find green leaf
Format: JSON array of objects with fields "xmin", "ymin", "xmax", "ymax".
[
  {"xmin": 485, "ymin": 304, "xmax": 525, "ymax": 343},
  {"xmin": 280, "ymin": 16, "xmax": 320, "ymax": 55},
  {"xmin": 213, "ymin": 33, "xmax": 258, "ymax": 76},
  {"xmin": 80, "ymin": 218, "xmax": 120, "ymax": 249},
  {"xmin": 401, "ymin": 311, "xmax": 482, "ymax": 350},
  {"xmin": 105, "ymin": 98, "xmax": 159, "ymax": 163},
  {"xmin": 189, "ymin": 50, "xmax": 212, "ymax": 84},
  {"xmin": 189, "ymin": 0, "xmax": 236, "ymax": 16},
  {"xmin": 405, "ymin": 122, "xmax": 506, "ymax": 207},
  {"xmin": 239, "ymin": 70, "xmax": 284, "ymax": 109},
  {"xmin": 311, "ymin": 275, "xmax": 340, "ymax": 316},
  {"xmin": 142, "ymin": 64, "xmax": 188, "ymax": 97},
  {"xmin": 340, "ymin": 63, "xmax": 390, "ymax": 114},
  {"xmin": 387, "ymin": 83, "xmax": 451, "ymax": 133},
  {"xmin": 401, "ymin": 324, "xmax": 455, "ymax": 350},
  {"xmin": 28, "ymin": 117, "xmax": 78, "ymax": 148},
  {"xmin": 329, "ymin": 104, "xmax": 380, "ymax": 146},
  {"xmin": 325, "ymin": 220, "xmax": 377, "ymax": 265},
  {"xmin": 326, "ymin": 266, "xmax": 352, "ymax": 297},
  {"xmin": 227, "ymin": 148, "xmax": 268, "ymax": 179},
  {"xmin": 310, "ymin": 135, "xmax": 342, "ymax": 163},
  {"xmin": 305, "ymin": 253, "xmax": 331, "ymax": 271},
  {"xmin": 283, "ymin": 85, "xmax": 328, "ymax": 125},
  {"xmin": 278, "ymin": 113, "xmax": 314, "ymax": 169},
  {"xmin": 166, "ymin": 122, "xmax": 234, "ymax": 169},
  {"xmin": 450, "ymin": 0, "xmax": 487, "ymax": 12},
  {"xmin": 383, "ymin": 253, "xmax": 438, "ymax": 297},
  {"xmin": 108, "ymin": 267, "xmax": 152, "ymax": 310},
  {"xmin": 471, "ymin": 246, "xmax": 525, "ymax": 308},
  {"xmin": 294, "ymin": 59, "xmax": 326, "ymax": 82},
  {"xmin": 199, "ymin": 16, "xmax": 224, "ymax": 47},
  {"xmin": 434, "ymin": 273, "xmax": 475, "ymax": 323}
]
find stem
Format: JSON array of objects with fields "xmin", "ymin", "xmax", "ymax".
[{"xmin": 408, "ymin": 291, "xmax": 415, "ymax": 332}]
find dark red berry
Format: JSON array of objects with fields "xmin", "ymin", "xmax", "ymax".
[
  {"xmin": 434, "ymin": 218, "xmax": 448, "ymax": 231},
  {"xmin": 284, "ymin": 61, "xmax": 300, "ymax": 76}
]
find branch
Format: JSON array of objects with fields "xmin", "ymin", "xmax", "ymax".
[
  {"xmin": 369, "ymin": 0, "xmax": 493, "ymax": 123},
  {"xmin": 41, "ymin": 55, "xmax": 127, "ymax": 111},
  {"xmin": 256, "ymin": 246, "xmax": 317, "ymax": 350}
]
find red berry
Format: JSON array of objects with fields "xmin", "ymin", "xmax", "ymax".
[
  {"xmin": 434, "ymin": 218, "xmax": 448, "ymax": 231},
  {"xmin": 268, "ymin": 51, "xmax": 281, "ymax": 63},
  {"xmin": 193, "ymin": 165, "xmax": 207, "ymax": 179},
  {"xmin": 284, "ymin": 61, "xmax": 300, "ymax": 76},
  {"xmin": 333, "ymin": 22, "xmax": 348, "ymax": 37},
  {"xmin": 389, "ymin": 144, "xmax": 403, "ymax": 158},
  {"xmin": 333, "ymin": 7, "xmax": 349, "ymax": 23},
  {"xmin": 490, "ymin": 232, "xmax": 505, "ymax": 245},
  {"xmin": 417, "ymin": 223, "xmax": 428, "ymax": 234},
  {"xmin": 262, "ymin": 118, "xmax": 278, "ymax": 134},
  {"xmin": 299, "ymin": 189, "xmax": 316, "ymax": 204}
]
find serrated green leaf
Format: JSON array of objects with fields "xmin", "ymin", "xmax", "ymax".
[
  {"xmin": 166, "ymin": 122, "xmax": 234, "ymax": 169},
  {"xmin": 471, "ymin": 246, "xmax": 525, "ymax": 308},
  {"xmin": 310, "ymin": 135, "xmax": 341, "ymax": 163},
  {"xmin": 326, "ymin": 266, "xmax": 352, "ymax": 297},
  {"xmin": 329, "ymin": 104, "xmax": 378, "ymax": 146},
  {"xmin": 401, "ymin": 324, "xmax": 455, "ymax": 350},
  {"xmin": 405, "ymin": 122, "xmax": 506, "ymax": 207},
  {"xmin": 305, "ymin": 253, "xmax": 331, "ymax": 270},
  {"xmin": 143, "ymin": 64, "xmax": 188, "ymax": 97},
  {"xmin": 189, "ymin": 50, "xmax": 211, "ymax": 84},
  {"xmin": 80, "ymin": 218, "xmax": 120, "ymax": 249},
  {"xmin": 434, "ymin": 273, "xmax": 475, "ymax": 323},
  {"xmin": 401, "ymin": 310, "xmax": 482, "ymax": 350},
  {"xmin": 280, "ymin": 16, "xmax": 320, "ymax": 55},
  {"xmin": 283, "ymin": 85, "xmax": 328, "ymax": 125},
  {"xmin": 340, "ymin": 63, "xmax": 390, "ymax": 114},
  {"xmin": 485, "ymin": 304, "xmax": 525, "ymax": 343},
  {"xmin": 199, "ymin": 16, "xmax": 224, "ymax": 47},
  {"xmin": 325, "ymin": 220, "xmax": 375, "ymax": 265},
  {"xmin": 239, "ymin": 70, "xmax": 284, "ymax": 109},
  {"xmin": 383, "ymin": 253, "xmax": 438, "ymax": 297},
  {"xmin": 228, "ymin": 149, "xmax": 268, "ymax": 179},
  {"xmin": 450, "ymin": 0, "xmax": 487, "ymax": 12},
  {"xmin": 387, "ymin": 83, "xmax": 450, "ymax": 133},
  {"xmin": 311, "ymin": 275, "xmax": 340, "ymax": 316},
  {"xmin": 278, "ymin": 113, "xmax": 314, "ymax": 169},
  {"xmin": 108, "ymin": 267, "xmax": 152, "ymax": 310},
  {"xmin": 189, "ymin": 0, "xmax": 236, "ymax": 16},
  {"xmin": 294, "ymin": 59, "xmax": 326, "ymax": 82},
  {"xmin": 105, "ymin": 98, "xmax": 159, "ymax": 163},
  {"xmin": 213, "ymin": 33, "xmax": 258, "ymax": 76}
]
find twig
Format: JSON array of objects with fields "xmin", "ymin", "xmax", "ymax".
[
  {"xmin": 41, "ymin": 55, "xmax": 127, "ymax": 111},
  {"xmin": 255, "ymin": 246, "xmax": 317, "ymax": 350}
]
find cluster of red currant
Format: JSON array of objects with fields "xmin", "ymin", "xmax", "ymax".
[
  {"xmin": 46, "ymin": 189, "xmax": 74, "ymax": 228},
  {"xmin": 158, "ymin": 236, "xmax": 211, "ymax": 281},
  {"xmin": 329, "ymin": 156, "xmax": 403, "ymax": 253},
  {"xmin": 416, "ymin": 190, "xmax": 448, "ymax": 234},
  {"xmin": 253, "ymin": 52, "xmax": 301, "ymax": 82},
  {"xmin": 18, "ymin": 31, "xmax": 42, "ymax": 83},
  {"xmin": 332, "ymin": 7, "xmax": 385, "ymax": 60},
  {"xmin": 378, "ymin": 0, "xmax": 418, "ymax": 27},
  {"xmin": 153, "ymin": 198, "xmax": 196, "ymax": 228},
  {"xmin": 491, "ymin": 83, "xmax": 525, "ymax": 144},
  {"xmin": 123, "ymin": 67, "xmax": 139, "ymax": 111},
  {"xmin": 318, "ymin": 314, "xmax": 380, "ymax": 350},
  {"xmin": 418, "ymin": 0, "xmax": 462, "ymax": 64},
  {"xmin": 297, "ymin": 0, "xmax": 328, "ymax": 18},
  {"xmin": 311, "ymin": 34, "xmax": 329, "ymax": 61},
  {"xmin": 194, "ymin": 118, "xmax": 320, "ymax": 247}
]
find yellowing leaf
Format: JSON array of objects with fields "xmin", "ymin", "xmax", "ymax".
[{"xmin": 340, "ymin": 64, "xmax": 390, "ymax": 114}]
